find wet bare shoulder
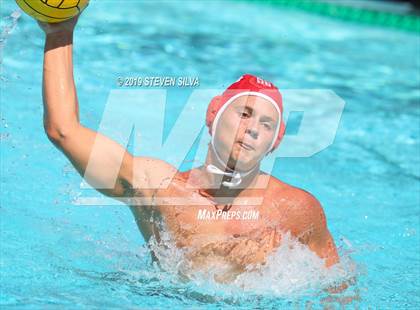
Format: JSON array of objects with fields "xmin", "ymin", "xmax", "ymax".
[
  {"xmin": 264, "ymin": 174, "xmax": 319, "ymax": 207},
  {"xmin": 262, "ymin": 175, "xmax": 326, "ymax": 233}
]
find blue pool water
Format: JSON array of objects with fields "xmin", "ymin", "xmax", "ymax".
[{"xmin": 1, "ymin": 0, "xmax": 419, "ymax": 308}]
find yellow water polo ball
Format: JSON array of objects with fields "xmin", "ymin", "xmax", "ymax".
[{"xmin": 15, "ymin": 0, "xmax": 89, "ymax": 23}]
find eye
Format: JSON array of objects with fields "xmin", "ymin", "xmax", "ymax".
[
  {"xmin": 238, "ymin": 111, "xmax": 251, "ymax": 118},
  {"xmin": 262, "ymin": 123, "xmax": 273, "ymax": 130}
]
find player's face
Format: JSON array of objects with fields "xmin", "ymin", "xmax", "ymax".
[{"xmin": 213, "ymin": 95, "xmax": 279, "ymax": 171}]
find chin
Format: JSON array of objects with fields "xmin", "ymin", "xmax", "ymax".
[
  {"xmin": 229, "ymin": 157, "xmax": 259, "ymax": 172},
  {"xmin": 222, "ymin": 146, "xmax": 261, "ymax": 171}
]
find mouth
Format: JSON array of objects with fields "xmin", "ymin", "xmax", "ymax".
[{"xmin": 237, "ymin": 141, "xmax": 255, "ymax": 151}]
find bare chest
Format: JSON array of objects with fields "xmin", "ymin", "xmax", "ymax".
[{"xmin": 151, "ymin": 184, "xmax": 284, "ymax": 248}]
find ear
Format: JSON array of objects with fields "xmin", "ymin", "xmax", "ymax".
[
  {"xmin": 205, "ymin": 95, "xmax": 223, "ymax": 134},
  {"xmin": 269, "ymin": 120, "xmax": 286, "ymax": 153}
]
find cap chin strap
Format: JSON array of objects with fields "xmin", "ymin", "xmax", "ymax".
[{"xmin": 206, "ymin": 163, "xmax": 244, "ymax": 188}]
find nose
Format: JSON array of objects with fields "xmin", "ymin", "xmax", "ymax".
[{"xmin": 245, "ymin": 118, "xmax": 259, "ymax": 139}]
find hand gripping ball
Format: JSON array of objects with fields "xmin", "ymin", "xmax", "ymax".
[{"xmin": 16, "ymin": 0, "xmax": 89, "ymax": 23}]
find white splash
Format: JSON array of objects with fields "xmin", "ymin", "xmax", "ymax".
[
  {"xmin": 148, "ymin": 230, "xmax": 356, "ymax": 297},
  {"xmin": 233, "ymin": 233, "xmax": 353, "ymax": 296}
]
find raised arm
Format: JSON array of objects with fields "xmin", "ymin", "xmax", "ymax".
[{"xmin": 39, "ymin": 16, "xmax": 174, "ymax": 199}]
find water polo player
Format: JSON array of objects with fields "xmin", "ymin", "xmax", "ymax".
[{"xmin": 38, "ymin": 15, "xmax": 340, "ymax": 281}]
